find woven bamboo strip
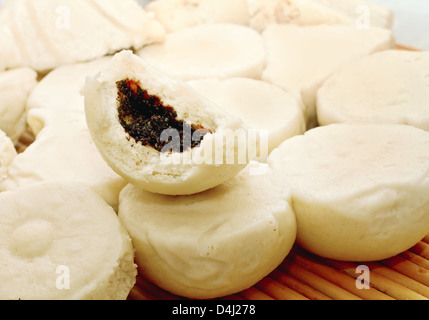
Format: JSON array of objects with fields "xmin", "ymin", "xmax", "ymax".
[
  {"xmin": 366, "ymin": 262, "xmax": 429, "ymax": 299},
  {"xmin": 270, "ymin": 269, "xmax": 332, "ymax": 300},
  {"xmin": 325, "ymin": 260, "xmax": 427, "ymax": 300},
  {"xmin": 395, "ymin": 44, "xmax": 420, "ymax": 51},
  {"xmin": 255, "ymin": 277, "xmax": 309, "ymax": 300},
  {"xmin": 219, "ymin": 294, "xmax": 245, "ymax": 300},
  {"xmin": 15, "ymin": 126, "xmax": 35, "ymax": 154},
  {"xmin": 128, "ymin": 285, "xmax": 158, "ymax": 300},
  {"xmin": 411, "ymin": 242, "xmax": 429, "ymax": 260},
  {"xmin": 135, "ymin": 276, "xmax": 182, "ymax": 300},
  {"xmin": 382, "ymin": 256, "xmax": 429, "ymax": 288},
  {"xmin": 423, "ymin": 235, "xmax": 429, "ymax": 244},
  {"xmin": 280, "ymin": 259, "xmax": 361, "ymax": 300},
  {"xmin": 291, "ymin": 250, "xmax": 393, "ymax": 300},
  {"xmin": 239, "ymin": 287, "xmax": 274, "ymax": 300},
  {"xmin": 399, "ymin": 251, "xmax": 429, "ymax": 271}
]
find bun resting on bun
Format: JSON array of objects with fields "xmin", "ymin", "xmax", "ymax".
[
  {"xmin": 83, "ymin": 50, "xmax": 252, "ymax": 196},
  {"xmin": 0, "ymin": 181, "xmax": 137, "ymax": 300},
  {"xmin": 269, "ymin": 123, "xmax": 429, "ymax": 262},
  {"xmin": 118, "ymin": 163, "xmax": 296, "ymax": 299}
]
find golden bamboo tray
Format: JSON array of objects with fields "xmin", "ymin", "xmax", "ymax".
[{"xmin": 15, "ymin": 44, "xmax": 428, "ymax": 301}]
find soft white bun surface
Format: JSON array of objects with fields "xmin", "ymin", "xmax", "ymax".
[
  {"xmin": 0, "ymin": 129, "xmax": 17, "ymax": 183},
  {"xmin": 261, "ymin": 24, "xmax": 394, "ymax": 128},
  {"xmin": 118, "ymin": 163, "xmax": 296, "ymax": 299},
  {"xmin": 145, "ymin": 0, "xmax": 392, "ymax": 33},
  {"xmin": 0, "ymin": 109, "xmax": 127, "ymax": 211},
  {"xmin": 137, "ymin": 23, "xmax": 266, "ymax": 81},
  {"xmin": 0, "ymin": 67, "xmax": 37, "ymax": 143},
  {"xmin": 269, "ymin": 123, "xmax": 429, "ymax": 261},
  {"xmin": 0, "ymin": 0, "xmax": 165, "ymax": 72},
  {"xmin": 317, "ymin": 50, "xmax": 429, "ymax": 131},
  {"xmin": 84, "ymin": 50, "xmax": 250, "ymax": 196},
  {"xmin": 27, "ymin": 57, "xmax": 112, "ymax": 113},
  {"xmin": 0, "ymin": 181, "xmax": 136, "ymax": 300},
  {"xmin": 290, "ymin": 0, "xmax": 393, "ymax": 29},
  {"xmin": 188, "ymin": 77, "xmax": 306, "ymax": 157},
  {"xmin": 146, "ymin": 0, "xmax": 249, "ymax": 33}
]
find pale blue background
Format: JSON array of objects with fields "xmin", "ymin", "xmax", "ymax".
[
  {"xmin": 0, "ymin": 0, "xmax": 427, "ymax": 50},
  {"xmin": 365, "ymin": 0, "xmax": 429, "ymax": 50}
]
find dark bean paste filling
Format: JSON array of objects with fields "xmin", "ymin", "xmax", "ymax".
[{"xmin": 116, "ymin": 79, "xmax": 210, "ymax": 153}]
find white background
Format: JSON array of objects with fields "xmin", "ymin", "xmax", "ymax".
[{"xmin": 0, "ymin": 0, "xmax": 427, "ymax": 50}]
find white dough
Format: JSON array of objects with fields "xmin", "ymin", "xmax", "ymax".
[
  {"xmin": 290, "ymin": 0, "xmax": 393, "ymax": 29},
  {"xmin": 0, "ymin": 109, "xmax": 127, "ymax": 211},
  {"xmin": 146, "ymin": 0, "xmax": 393, "ymax": 32},
  {"xmin": 247, "ymin": 0, "xmax": 392, "ymax": 31},
  {"xmin": 317, "ymin": 50, "xmax": 429, "ymax": 131},
  {"xmin": 268, "ymin": 123, "xmax": 429, "ymax": 262},
  {"xmin": 0, "ymin": 181, "xmax": 137, "ymax": 300},
  {"xmin": 27, "ymin": 57, "xmax": 112, "ymax": 113},
  {"xmin": 262, "ymin": 24, "xmax": 394, "ymax": 128},
  {"xmin": 247, "ymin": 0, "xmax": 300, "ymax": 32},
  {"xmin": 84, "ymin": 50, "xmax": 251, "ymax": 196},
  {"xmin": 0, "ymin": 0, "xmax": 165, "ymax": 72},
  {"xmin": 118, "ymin": 163, "xmax": 296, "ymax": 299},
  {"xmin": 137, "ymin": 23, "xmax": 266, "ymax": 81},
  {"xmin": 188, "ymin": 77, "xmax": 306, "ymax": 157},
  {"xmin": 145, "ymin": 0, "xmax": 392, "ymax": 33},
  {"xmin": 146, "ymin": 0, "xmax": 249, "ymax": 33},
  {"xmin": 0, "ymin": 67, "xmax": 38, "ymax": 143},
  {"xmin": 0, "ymin": 129, "xmax": 17, "ymax": 183}
]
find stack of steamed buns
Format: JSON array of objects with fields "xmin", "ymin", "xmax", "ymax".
[{"xmin": 0, "ymin": 0, "xmax": 428, "ymax": 300}]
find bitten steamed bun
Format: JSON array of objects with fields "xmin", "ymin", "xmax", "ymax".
[
  {"xmin": 118, "ymin": 163, "xmax": 296, "ymax": 299},
  {"xmin": 0, "ymin": 181, "xmax": 137, "ymax": 300},
  {"xmin": 317, "ymin": 50, "xmax": 429, "ymax": 131},
  {"xmin": 84, "ymin": 50, "xmax": 251, "ymax": 196},
  {"xmin": 269, "ymin": 123, "xmax": 429, "ymax": 262}
]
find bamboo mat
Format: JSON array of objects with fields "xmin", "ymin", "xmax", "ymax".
[{"xmin": 128, "ymin": 235, "xmax": 429, "ymax": 301}]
